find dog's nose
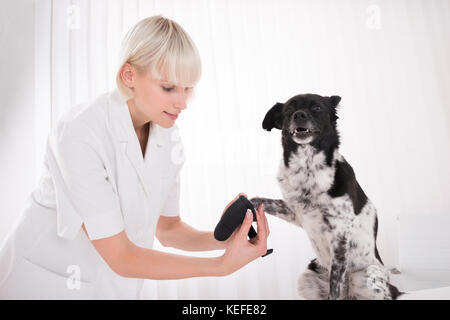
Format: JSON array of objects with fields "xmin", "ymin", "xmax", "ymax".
[{"xmin": 293, "ymin": 110, "xmax": 308, "ymax": 121}]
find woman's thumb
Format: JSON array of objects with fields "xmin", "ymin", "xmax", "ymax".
[{"xmin": 238, "ymin": 210, "xmax": 253, "ymax": 239}]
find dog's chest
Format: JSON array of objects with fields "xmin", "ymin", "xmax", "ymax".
[
  {"xmin": 277, "ymin": 146, "xmax": 338, "ymax": 219},
  {"xmin": 277, "ymin": 147, "xmax": 351, "ymax": 266}
]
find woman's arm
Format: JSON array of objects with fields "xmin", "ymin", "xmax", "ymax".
[
  {"xmin": 84, "ymin": 225, "xmax": 224, "ymax": 279},
  {"xmin": 156, "ymin": 193, "xmax": 248, "ymax": 251},
  {"xmin": 156, "ymin": 216, "xmax": 226, "ymax": 251},
  {"xmin": 82, "ymin": 202, "xmax": 268, "ymax": 280}
]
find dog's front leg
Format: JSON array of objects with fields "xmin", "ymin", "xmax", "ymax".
[
  {"xmin": 249, "ymin": 197, "xmax": 298, "ymax": 225},
  {"xmin": 328, "ymin": 234, "xmax": 349, "ymax": 300}
]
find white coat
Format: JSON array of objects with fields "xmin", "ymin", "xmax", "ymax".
[{"xmin": 0, "ymin": 89, "xmax": 184, "ymax": 299}]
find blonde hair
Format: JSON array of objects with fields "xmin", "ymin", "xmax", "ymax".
[{"xmin": 116, "ymin": 15, "xmax": 202, "ymax": 99}]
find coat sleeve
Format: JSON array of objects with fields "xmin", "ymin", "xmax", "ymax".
[{"xmin": 48, "ymin": 122, "xmax": 124, "ymax": 240}]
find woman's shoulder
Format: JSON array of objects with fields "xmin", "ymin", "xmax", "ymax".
[{"xmin": 52, "ymin": 91, "xmax": 112, "ymax": 142}]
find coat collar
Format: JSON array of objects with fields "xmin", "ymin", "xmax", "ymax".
[
  {"xmin": 107, "ymin": 89, "xmax": 166, "ymax": 198},
  {"xmin": 108, "ymin": 89, "xmax": 165, "ymax": 147}
]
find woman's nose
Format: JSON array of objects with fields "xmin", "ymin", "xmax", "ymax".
[
  {"xmin": 173, "ymin": 90, "xmax": 188, "ymax": 110},
  {"xmin": 174, "ymin": 100, "xmax": 187, "ymax": 110},
  {"xmin": 174, "ymin": 91, "xmax": 188, "ymax": 110}
]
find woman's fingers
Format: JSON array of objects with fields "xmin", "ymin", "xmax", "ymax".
[
  {"xmin": 261, "ymin": 204, "xmax": 270, "ymax": 235},
  {"xmin": 238, "ymin": 192, "xmax": 248, "ymax": 199},
  {"xmin": 258, "ymin": 205, "xmax": 268, "ymax": 238},
  {"xmin": 222, "ymin": 192, "xmax": 248, "ymax": 217},
  {"xmin": 238, "ymin": 210, "xmax": 254, "ymax": 240},
  {"xmin": 255, "ymin": 204, "xmax": 269, "ymax": 255}
]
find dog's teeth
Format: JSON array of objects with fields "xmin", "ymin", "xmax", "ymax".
[{"xmin": 293, "ymin": 128, "xmax": 313, "ymax": 134}]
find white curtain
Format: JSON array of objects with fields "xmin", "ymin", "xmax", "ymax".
[{"xmin": 35, "ymin": 0, "xmax": 450, "ymax": 298}]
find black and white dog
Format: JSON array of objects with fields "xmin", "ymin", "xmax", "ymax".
[{"xmin": 250, "ymin": 94, "xmax": 401, "ymax": 300}]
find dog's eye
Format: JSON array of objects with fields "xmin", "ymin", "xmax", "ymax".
[
  {"xmin": 285, "ymin": 106, "xmax": 295, "ymax": 114},
  {"xmin": 312, "ymin": 105, "xmax": 322, "ymax": 112}
]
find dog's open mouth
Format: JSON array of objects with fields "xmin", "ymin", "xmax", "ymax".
[{"xmin": 290, "ymin": 127, "xmax": 319, "ymax": 136}]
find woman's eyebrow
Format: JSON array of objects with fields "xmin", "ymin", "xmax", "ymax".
[{"xmin": 160, "ymin": 80, "xmax": 193, "ymax": 90}]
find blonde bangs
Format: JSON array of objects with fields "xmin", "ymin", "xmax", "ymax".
[{"xmin": 150, "ymin": 39, "xmax": 202, "ymax": 88}]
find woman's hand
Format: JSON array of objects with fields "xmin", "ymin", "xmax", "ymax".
[{"xmin": 218, "ymin": 200, "xmax": 270, "ymax": 276}]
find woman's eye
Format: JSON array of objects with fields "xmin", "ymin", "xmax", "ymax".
[{"xmin": 162, "ymin": 86, "xmax": 175, "ymax": 92}]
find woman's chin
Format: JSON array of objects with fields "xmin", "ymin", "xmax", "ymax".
[{"xmin": 154, "ymin": 119, "xmax": 175, "ymax": 129}]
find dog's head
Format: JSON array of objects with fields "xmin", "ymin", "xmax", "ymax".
[{"xmin": 263, "ymin": 94, "xmax": 341, "ymax": 146}]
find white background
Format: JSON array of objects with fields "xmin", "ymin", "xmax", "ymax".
[{"xmin": 1, "ymin": 0, "xmax": 449, "ymax": 298}]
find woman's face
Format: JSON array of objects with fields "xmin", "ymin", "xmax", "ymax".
[{"xmin": 122, "ymin": 63, "xmax": 193, "ymax": 129}]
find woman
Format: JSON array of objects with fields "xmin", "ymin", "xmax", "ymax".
[{"xmin": 0, "ymin": 15, "xmax": 269, "ymax": 299}]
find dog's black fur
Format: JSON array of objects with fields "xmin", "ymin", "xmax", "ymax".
[{"xmin": 251, "ymin": 94, "xmax": 402, "ymax": 300}]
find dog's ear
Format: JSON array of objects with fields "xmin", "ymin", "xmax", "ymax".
[
  {"xmin": 329, "ymin": 95, "xmax": 341, "ymax": 107},
  {"xmin": 328, "ymin": 95, "xmax": 341, "ymax": 122},
  {"xmin": 262, "ymin": 102, "xmax": 284, "ymax": 131}
]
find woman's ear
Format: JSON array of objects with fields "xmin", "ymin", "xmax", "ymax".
[
  {"xmin": 120, "ymin": 62, "xmax": 135, "ymax": 89},
  {"xmin": 262, "ymin": 102, "xmax": 284, "ymax": 131}
]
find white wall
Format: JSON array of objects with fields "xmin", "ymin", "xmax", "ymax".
[{"xmin": 0, "ymin": 0, "xmax": 35, "ymax": 245}]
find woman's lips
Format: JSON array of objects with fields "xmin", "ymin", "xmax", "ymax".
[{"xmin": 164, "ymin": 111, "xmax": 178, "ymax": 120}]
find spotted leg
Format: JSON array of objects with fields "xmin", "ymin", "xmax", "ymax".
[
  {"xmin": 297, "ymin": 259, "xmax": 330, "ymax": 300},
  {"xmin": 328, "ymin": 234, "xmax": 349, "ymax": 300},
  {"xmin": 348, "ymin": 264, "xmax": 401, "ymax": 300},
  {"xmin": 249, "ymin": 197, "xmax": 298, "ymax": 225}
]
